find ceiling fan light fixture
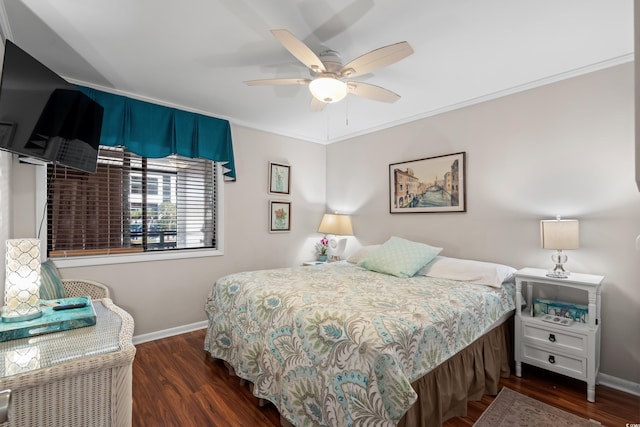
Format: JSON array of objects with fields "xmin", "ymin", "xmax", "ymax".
[{"xmin": 309, "ymin": 77, "xmax": 347, "ymax": 103}]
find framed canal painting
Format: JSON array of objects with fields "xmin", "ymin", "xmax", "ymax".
[
  {"xmin": 269, "ymin": 200, "xmax": 291, "ymax": 232},
  {"xmin": 389, "ymin": 152, "xmax": 466, "ymax": 213},
  {"xmin": 269, "ymin": 162, "xmax": 290, "ymax": 195}
]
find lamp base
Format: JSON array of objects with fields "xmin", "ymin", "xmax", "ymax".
[
  {"xmin": 1, "ymin": 307, "xmax": 43, "ymax": 323},
  {"xmin": 545, "ymin": 270, "xmax": 570, "ymax": 279},
  {"xmin": 546, "ymin": 250, "xmax": 570, "ymax": 279},
  {"xmin": 328, "ymin": 238, "xmax": 347, "ymax": 261}
]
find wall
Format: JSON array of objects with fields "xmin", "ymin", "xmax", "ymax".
[
  {"xmin": 0, "ymin": 43, "xmax": 7, "ymax": 288},
  {"xmin": 636, "ymin": 0, "xmax": 639, "ymax": 191},
  {"xmin": 326, "ymin": 63, "xmax": 640, "ymax": 384},
  {"xmin": 0, "ymin": 151, "xmax": 9, "ymax": 287},
  {"xmin": 8, "ymin": 125, "xmax": 327, "ymax": 337}
]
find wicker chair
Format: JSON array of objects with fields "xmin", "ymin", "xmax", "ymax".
[{"xmin": 62, "ymin": 279, "xmax": 111, "ymax": 300}]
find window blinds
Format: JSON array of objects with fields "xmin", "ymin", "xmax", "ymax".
[{"xmin": 47, "ymin": 146, "xmax": 217, "ymax": 257}]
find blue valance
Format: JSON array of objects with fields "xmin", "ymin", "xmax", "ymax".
[{"xmin": 78, "ymin": 86, "xmax": 236, "ymax": 180}]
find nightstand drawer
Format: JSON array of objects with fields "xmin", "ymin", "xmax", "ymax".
[
  {"xmin": 522, "ymin": 322, "xmax": 587, "ymax": 355},
  {"xmin": 522, "ymin": 344, "xmax": 586, "ymax": 379}
]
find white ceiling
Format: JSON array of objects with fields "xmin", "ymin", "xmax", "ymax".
[{"xmin": 0, "ymin": 0, "xmax": 633, "ymax": 144}]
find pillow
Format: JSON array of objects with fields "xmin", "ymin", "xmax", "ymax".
[
  {"xmin": 39, "ymin": 259, "xmax": 67, "ymax": 300},
  {"xmin": 417, "ymin": 256, "xmax": 516, "ymax": 288},
  {"xmin": 346, "ymin": 245, "xmax": 381, "ymax": 264},
  {"xmin": 357, "ymin": 237, "xmax": 442, "ymax": 278}
]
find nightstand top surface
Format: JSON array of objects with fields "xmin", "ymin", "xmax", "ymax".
[{"xmin": 514, "ymin": 267, "xmax": 604, "ymax": 286}]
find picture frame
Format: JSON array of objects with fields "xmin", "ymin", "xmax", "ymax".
[
  {"xmin": 269, "ymin": 162, "xmax": 290, "ymax": 195},
  {"xmin": 269, "ymin": 200, "xmax": 291, "ymax": 232},
  {"xmin": 389, "ymin": 152, "xmax": 466, "ymax": 213}
]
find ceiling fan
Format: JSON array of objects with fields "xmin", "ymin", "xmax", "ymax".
[{"xmin": 244, "ymin": 29, "xmax": 414, "ymax": 111}]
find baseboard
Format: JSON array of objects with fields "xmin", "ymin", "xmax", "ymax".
[
  {"xmin": 132, "ymin": 320, "xmax": 208, "ymax": 345},
  {"xmin": 598, "ymin": 373, "xmax": 640, "ymax": 397}
]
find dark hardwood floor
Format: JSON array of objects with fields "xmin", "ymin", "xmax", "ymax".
[{"xmin": 132, "ymin": 329, "xmax": 639, "ymax": 427}]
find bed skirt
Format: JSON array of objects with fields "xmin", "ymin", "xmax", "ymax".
[
  {"xmin": 224, "ymin": 315, "xmax": 513, "ymax": 427},
  {"xmin": 399, "ymin": 315, "xmax": 514, "ymax": 427}
]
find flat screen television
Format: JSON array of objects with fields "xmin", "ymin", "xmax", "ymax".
[{"xmin": 0, "ymin": 40, "xmax": 103, "ymax": 173}]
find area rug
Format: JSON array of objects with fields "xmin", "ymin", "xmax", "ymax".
[{"xmin": 473, "ymin": 387, "xmax": 602, "ymax": 427}]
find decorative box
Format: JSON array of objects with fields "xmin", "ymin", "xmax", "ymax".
[
  {"xmin": 534, "ymin": 298, "xmax": 588, "ymax": 323},
  {"xmin": 0, "ymin": 297, "xmax": 96, "ymax": 342}
]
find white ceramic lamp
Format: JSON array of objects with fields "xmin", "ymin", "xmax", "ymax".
[
  {"xmin": 3, "ymin": 238, "xmax": 43, "ymax": 322},
  {"xmin": 317, "ymin": 214, "xmax": 354, "ymax": 261},
  {"xmin": 540, "ymin": 217, "xmax": 579, "ymax": 279}
]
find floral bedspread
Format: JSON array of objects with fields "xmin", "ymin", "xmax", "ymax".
[{"xmin": 204, "ymin": 262, "xmax": 515, "ymax": 427}]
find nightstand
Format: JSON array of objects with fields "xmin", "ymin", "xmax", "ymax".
[{"xmin": 514, "ymin": 267, "xmax": 603, "ymax": 402}]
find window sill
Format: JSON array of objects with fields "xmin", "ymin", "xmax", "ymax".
[{"xmin": 51, "ymin": 248, "xmax": 223, "ymax": 268}]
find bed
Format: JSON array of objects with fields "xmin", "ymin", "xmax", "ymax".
[{"xmin": 204, "ymin": 238, "xmax": 516, "ymax": 427}]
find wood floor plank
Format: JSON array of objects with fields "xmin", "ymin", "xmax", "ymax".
[{"xmin": 132, "ymin": 329, "xmax": 639, "ymax": 426}]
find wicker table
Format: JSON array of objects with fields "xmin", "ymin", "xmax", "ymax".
[{"xmin": 0, "ymin": 299, "xmax": 135, "ymax": 426}]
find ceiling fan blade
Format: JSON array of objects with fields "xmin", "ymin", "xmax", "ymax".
[
  {"xmin": 310, "ymin": 96, "xmax": 327, "ymax": 112},
  {"xmin": 341, "ymin": 41, "xmax": 413, "ymax": 78},
  {"xmin": 271, "ymin": 29, "xmax": 326, "ymax": 73},
  {"xmin": 244, "ymin": 78, "xmax": 310, "ymax": 86},
  {"xmin": 348, "ymin": 81, "xmax": 400, "ymax": 103}
]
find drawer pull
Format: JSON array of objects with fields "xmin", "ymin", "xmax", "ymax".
[
  {"xmin": 548, "ymin": 355, "xmax": 556, "ymax": 364},
  {"xmin": 548, "ymin": 333, "xmax": 556, "ymax": 343}
]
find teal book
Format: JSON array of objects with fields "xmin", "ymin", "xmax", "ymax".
[{"xmin": 0, "ymin": 296, "xmax": 96, "ymax": 342}]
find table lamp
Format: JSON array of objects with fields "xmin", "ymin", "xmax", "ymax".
[
  {"xmin": 540, "ymin": 217, "xmax": 579, "ymax": 278},
  {"xmin": 3, "ymin": 238, "xmax": 43, "ymax": 322},
  {"xmin": 317, "ymin": 214, "xmax": 353, "ymax": 261}
]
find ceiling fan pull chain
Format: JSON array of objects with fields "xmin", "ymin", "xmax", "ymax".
[
  {"xmin": 345, "ymin": 97, "xmax": 349, "ymax": 127},
  {"xmin": 326, "ymin": 111, "xmax": 330, "ymax": 141}
]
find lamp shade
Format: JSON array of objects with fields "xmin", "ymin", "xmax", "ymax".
[
  {"xmin": 309, "ymin": 77, "xmax": 348, "ymax": 103},
  {"xmin": 540, "ymin": 219, "xmax": 579, "ymax": 250},
  {"xmin": 4, "ymin": 238, "xmax": 42, "ymax": 321},
  {"xmin": 317, "ymin": 214, "xmax": 353, "ymax": 236}
]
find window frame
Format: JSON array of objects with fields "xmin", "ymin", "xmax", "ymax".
[{"xmin": 36, "ymin": 157, "xmax": 225, "ymax": 268}]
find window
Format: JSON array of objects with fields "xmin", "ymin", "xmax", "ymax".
[{"xmin": 46, "ymin": 146, "xmax": 219, "ymax": 259}]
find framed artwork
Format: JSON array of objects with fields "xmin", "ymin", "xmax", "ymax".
[
  {"xmin": 389, "ymin": 152, "xmax": 466, "ymax": 213},
  {"xmin": 269, "ymin": 200, "xmax": 291, "ymax": 232},
  {"xmin": 269, "ymin": 162, "xmax": 290, "ymax": 195}
]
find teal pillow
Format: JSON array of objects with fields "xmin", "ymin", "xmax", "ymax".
[
  {"xmin": 358, "ymin": 237, "xmax": 443, "ymax": 278},
  {"xmin": 39, "ymin": 260, "xmax": 67, "ymax": 300}
]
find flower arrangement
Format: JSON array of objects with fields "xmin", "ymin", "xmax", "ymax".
[
  {"xmin": 275, "ymin": 208, "xmax": 287, "ymax": 220},
  {"xmin": 315, "ymin": 236, "xmax": 329, "ymax": 256},
  {"xmin": 274, "ymin": 208, "xmax": 287, "ymax": 227}
]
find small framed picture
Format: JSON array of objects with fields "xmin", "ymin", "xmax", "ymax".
[
  {"xmin": 269, "ymin": 200, "xmax": 291, "ymax": 232},
  {"xmin": 269, "ymin": 162, "xmax": 290, "ymax": 195}
]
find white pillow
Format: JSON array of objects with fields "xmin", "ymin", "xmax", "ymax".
[
  {"xmin": 417, "ymin": 256, "xmax": 516, "ymax": 288},
  {"xmin": 357, "ymin": 237, "xmax": 443, "ymax": 278},
  {"xmin": 346, "ymin": 245, "xmax": 381, "ymax": 264}
]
